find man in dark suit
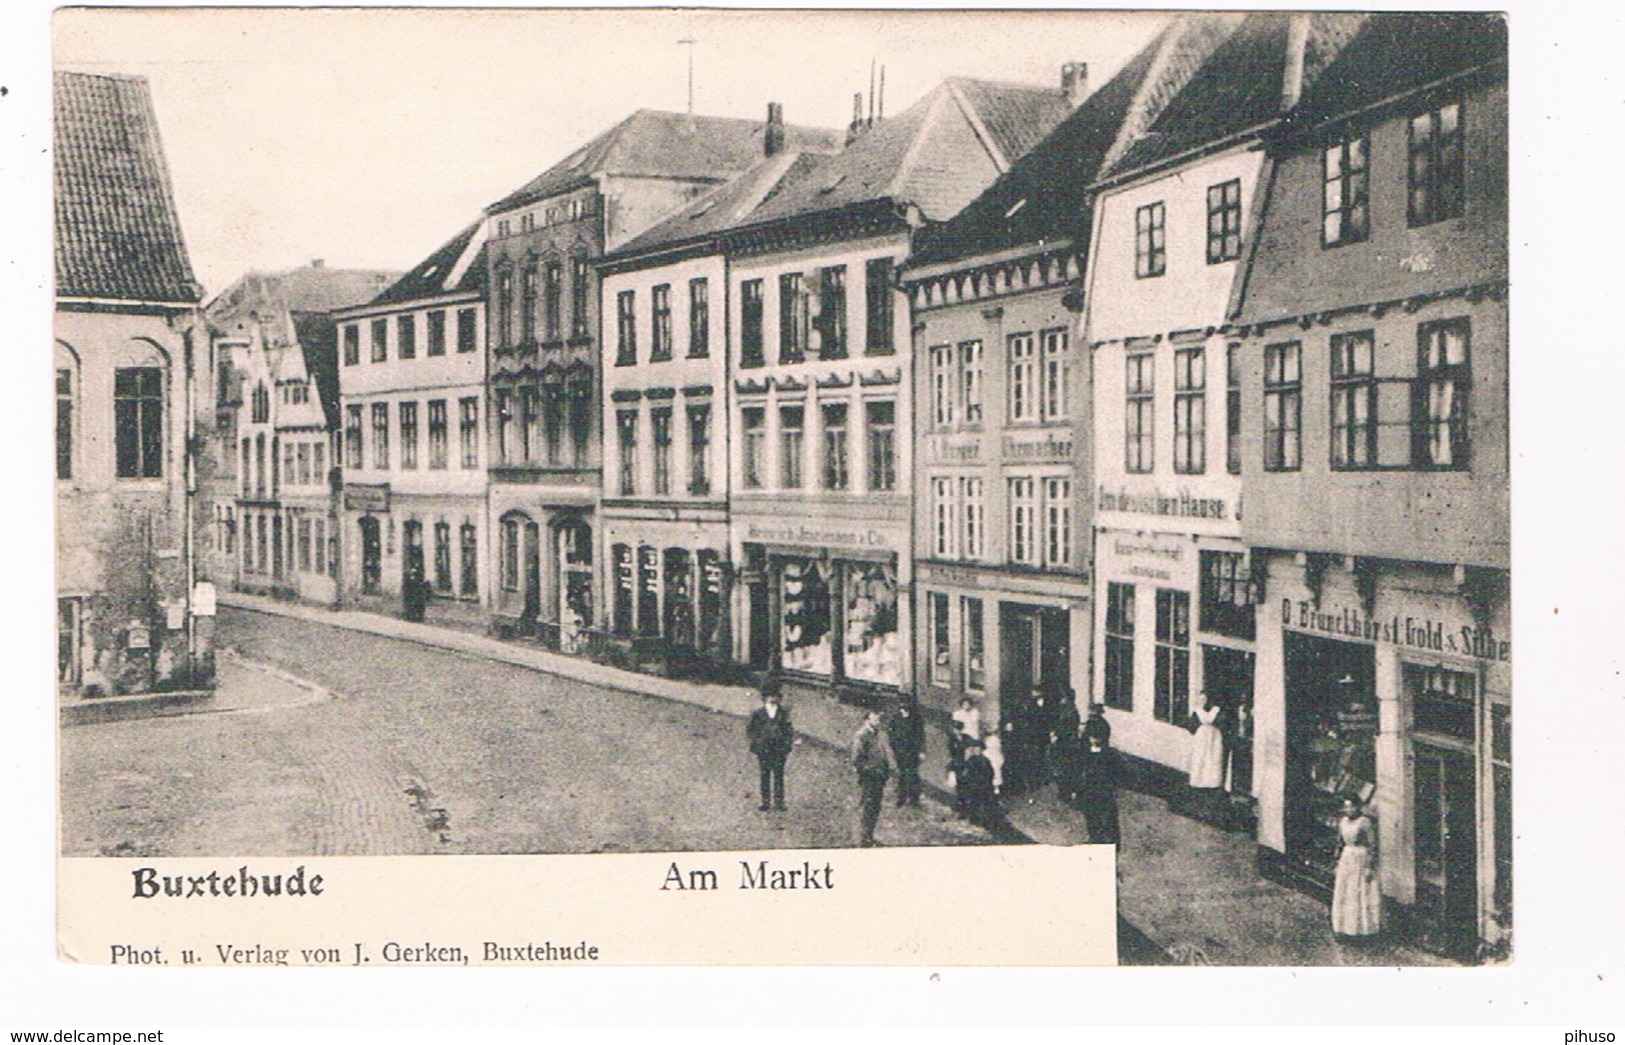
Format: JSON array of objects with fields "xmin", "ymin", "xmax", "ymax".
[
  {"xmin": 849, "ymin": 709, "xmax": 898, "ymax": 847},
  {"xmin": 745, "ymin": 678, "xmax": 794, "ymax": 811},
  {"xmin": 887, "ymin": 698, "xmax": 926, "ymax": 807}
]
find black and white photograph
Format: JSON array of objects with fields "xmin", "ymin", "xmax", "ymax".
[{"xmin": 41, "ymin": 5, "xmax": 1522, "ymax": 976}]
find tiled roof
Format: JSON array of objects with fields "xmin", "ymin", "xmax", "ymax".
[
  {"xmin": 372, "ymin": 220, "xmax": 489, "ymax": 304},
  {"xmin": 290, "ymin": 311, "xmax": 341, "ymax": 430},
  {"xmin": 205, "ymin": 264, "xmax": 401, "ymax": 330},
  {"xmin": 947, "ymin": 77, "xmax": 1073, "ymax": 167},
  {"xmin": 54, "ymin": 71, "xmax": 201, "ymax": 303},
  {"xmin": 1282, "ymin": 12, "xmax": 1507, "ymax": 132},
  {"xmin": 607, "ymin": 150, "xmax": 806, "ymax": 261},
  {"xmin": 488, "ymin": 109, "xmax": 842, "ymax": 214},
  {"xmin": 908, "ymin": 37, "xmax": 1163, "ymax": 270}
]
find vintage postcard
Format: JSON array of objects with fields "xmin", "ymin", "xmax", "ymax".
[{"xmin": 49, "ymin": 5, "xmax": 1511, "ymax": 975}]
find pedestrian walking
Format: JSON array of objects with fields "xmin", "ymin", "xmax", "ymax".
[
  {"xmin": 1052, "ymin": 691, "xmax": 1084, "ymax": 805},
  {"xmin": 1331, "ymin": 795, "xmax": 1382, "ymax": 942},
  {"xmin": 745, "ymin": 678, "xmax": 794, "ymax": 811},
  {"xmin": 888, "ymin": 698, "xmax": 926, "ymax": 807},
  {"xmin": 849, "ymin": 708, "xmax": 897, "ymax": 847},
  {"xmin": 947, "ymin": 697, "xmax": 982, "ymax": 787},
  {"xmin": 1077, "ymin": 732, "xmax": 1121, "ymax": 846},
  {"xmin": 1187, "ymin": 696, "xmax": 1225, "ymax": 791},
  {"xmin": 956, "ymin": 736, "xmax": 998, "ymax": 829}
]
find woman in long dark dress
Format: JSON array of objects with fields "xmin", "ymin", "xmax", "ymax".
[{"xmin": 1077, "ymin": 733, "xmax": 1121, "ymax": 845}]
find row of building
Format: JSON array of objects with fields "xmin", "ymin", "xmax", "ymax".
[{"xmin": 56, "ymin": 11, "xmax": 1508, "ymax": 959}]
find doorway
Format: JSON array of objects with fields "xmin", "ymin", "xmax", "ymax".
[
  {"xmin": 1202, "ymin": 645, "xmax": 1255, "ymax": 794},
  {"xmin": 1413, "ymin": 741, "xmax": 1478, "ymax": 953},
  {"xmin": 522, "ymin": 520, "xmax": 541, "ymax": 625},
  {"xmin": 1283, "ymin": 631, "xmax": 1377, "ymax": 883},
  {"xmin": 999, "ymin": 603, "xmax": 1070, "ymax": 794},
  {"xmin": 359, "ymin": 516, "xmax": 382, "ymax": 595}
]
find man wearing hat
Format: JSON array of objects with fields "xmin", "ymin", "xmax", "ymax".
[
  {"xmin": 746, "ymin": 678, "xmax": 794, "ymax": 811},
  {"xmin": 887, "ymin": 697, "xmax": 926, "ymax": 808},
  {"xmin": 849, "ymin": 708, "xmax": 898, "ymax": 846}
]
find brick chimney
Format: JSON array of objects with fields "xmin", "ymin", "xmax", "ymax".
[
  {"xmin": 1061, "ymin": 61, "xmax": 1089, "ymax": 108},
  {"xmin": 1281, "ymin": 13, "xmax": 1310, "ymax": 111},
  {"xmin": 764, "ymin": 101, "xmax": 786, "ymax": 157},
  {"xmin": 310, "ymin": 258, "xmax": 325, "ymax": 269},
  {"xmin": 846, "ymin": 91, "xmax": 866, "ymax": 145}
]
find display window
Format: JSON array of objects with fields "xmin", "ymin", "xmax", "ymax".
[
  {"xmin": 780, "ymin": 559, "xmax": 832, "ymax": 675},
  {"xmin": 844, "ymin": 561, "xmax": 901, "ymax": 686}
]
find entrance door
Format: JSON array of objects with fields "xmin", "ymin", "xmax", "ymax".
[
  {"xmin": 360, "ymin": 516, "xmax": 382, "ymax": 595},
  {"xmin": 1202, "ymin": 645, "xmax": 1256, "ymax": 794},
  {"xmin": 1283, "ymin": 631, "xmax": 1377, "ymax": 883},
  {"xmin": 1414, "ymin": 742, "xmax": 1478, "ymax": 953},
  {"xmin": 402, "ymin": 520, "xmax": 425, "ymax": 621},
  {"xmin": 521, "ymin": 521, "xmax": 541, "ymax": 624},
  {"xmin": 58, "ymin": 597, "xmax": 80, "ymax": 685},
  {"xmin": 999, "ymin": 605, "xmax": 1070, "ymax": 795}
]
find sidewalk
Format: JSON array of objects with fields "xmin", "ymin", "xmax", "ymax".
[
  {"xmin": 60, "ymin": 648, "xmax": 328, "ymax": 726},
  {"xmin": 218, "ymin": 592, "xmax": 1452, "ymax": 966}
]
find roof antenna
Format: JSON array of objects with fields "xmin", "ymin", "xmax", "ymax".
[
  {"xmin": 878, "ymin": 65, "xmax": 885, "ymax": 122},
  {"xmin": 868, "ymin": 59, "xmax": 876, "ymax": 127},
  {"xmin": 679, "ymin": 37, "xmax": 698, "ymax": 119}
]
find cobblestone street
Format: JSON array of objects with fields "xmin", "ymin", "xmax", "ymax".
[{"xmin": 60, "ymin": 609, "xmax": 988, "ymax": 858}]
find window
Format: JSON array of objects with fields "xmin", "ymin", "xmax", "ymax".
[
  {"xmin": 427, "ymin": 310, "xmax": 447, "ymax": 356},
  {"xmin": 865, "ymin": 257, "xmax": 894, "ymax": 355},
  {"xmin": 617, "ymin": 410, "xmax": 637, "ymax": 495},
  {"xmin": 688, "ymin": 278, "xmax": 709, "ymax": 358},
  {"xmin": 1125, "ymin": 352, "xmax": 1154, "ymax": 473},
  {"xmin": 426, "ymin": 399, "xmax": 447, "ymax": 470},
  {"xmin": 779, "ymin": 404, "xmax": 804, "ymax": 488},
  {"xmin": 255, "ymin": 434, "xmax": 266, "ymax": 497},
  {"xmin": 1008, "ymin": 333, "xmax": 1036, "ymax": 423},
  {"xmin": 1174, "ymin": 346, "xmax": 1206, "ymax": 474},
  {"xmin": 459, "ymin": 397, "xmax": 478, "ymax": 469},
  {"xmin": 1330, "ymin": 330, "xmax": 1377, "ymax": 469},
  {"xmin": 240, "ymin": 437, "xmax": 251, "ymax": 496},
  {"xmin": 313, "ymin": 518, "xmax": 326, "ymax": 574},
  {"xmin": 742, "ymin": 406, "xmax": 765, "ymax": 488},
  {"xmin": 779, "ymin": 272, "xmax": 807, "ymax": 364},
  {"xmin": 930, "ymin": 345, "xmax": 956, "ymax": 427},
  {"xmin": 56, "ymin": 368, "xmax": 72, "ymax": 479},
  {"xmin": 345, "ymin": 405, "xmax": 363, "ymax": 470},
  {"xmin": 313, "ymin": 443, "xmax": 325, "ymax": 485},
  {"xmin": 961, "ymin": 340, "xmax": 984, "ymax": 423},
  {"xmin": 645, "ymin": 283, "xmax": 672, "ymax": 362},
  {"xmin": 1008, "ymin": 476, "xmax": 1036, "ymax": 565},
  {"xmin": 931, "ymin": 477, "xmax": 956, "ymax": 558},
  {"xmin": 282, "ymin": 441, "xmax": 294, "ymax": 491},
  {"xmin": 501, "ymin": 518, "xmax": 520, "ymax": 591},
  {"xmin": 544, "ymin": 261, "xmax": 562, "ymax": 341},
  {"xmin": 434, "ymin": 521, "xmax": 452, "ymax": 593},
  {"xmin": 740, "ymin": 278, "xmax": 765, "ymax": 367},
  {"xmin": 651, "ymin": 407, "xmax": 672, "ymax": 495},
  {"xmin": 371, "ymin": 318, "xmax": 388, "ymax": 362},
  {"xmin": 1041, "ymin": 328, "xmax": 1070, "ymax": 421},
  {"xmin": 343, "ymin": 324, "xmax": 360, "ymax": 366},
  {"xmin": 1263, "ymin": 341, "xmax": 1302, "ymax": 471},
  {"xmin": 297, "ymin": 515, "xmax": 311, "ymax": 573},
  {"xmin": 1201, "ymin": 550, "xmax": 1257, "ymax": 640},
  {"xmin": 615, "ymin": 290, "xmax": 637, "ymax": 365},
  {"xmin": 495, "ymin": 390, "xmax": 513, "ymax": 465},
  {"xmin": 543, "ymin": 386, "xmax": 563, "ymax": 464},
  {"xmin": 1135, "ymin": 201, "xmax": 1166, "ymax": 278},
  {"xmin": 1416, "ymin": 318, "xmax": 1471, "ymax": 469},
  {"xmin": 460, "ymin": 523, "xmax": 478, "ymax": 597},
  {"xmin": 1323, "ymin": 136, "xmax": 1370, "ymax": 246},
  {"xmin": 962, "ymin": 597, "xmax": 986, "ymax": 691},
  {"xmin": 961, "ymin": 477, "xmax": 984, "ymax": 560},
  {"xmin": 399, "ymin": 401, "xmax": 419, "ymax": 469},
  {"xmin": 251, "ymin": 382, "xmax": 269, "ymax": 424},
  {"xmin": 817, "ymin": 265, "xmax": 847, "ymax": 359},
  {"xmin": 1153, "ymin": 588, "xmax": 1190, "ymax": 724},
  {"xmin": 1226, "ymin": 343, "xmax": 1242, "ymax": 475},
  {"xmin": 1043, "ymin": 477, "xmax": 1072, "ymax": 568},
  {"xmin": 398, "ymin": 314, "xmax": 416, "ymax": 359},
  {"xmin": 1104, "ymin": 582, "xmax": 1135, "ymax": 711},
  {"xmin": 520, "ymin": 265, "xmax": 538, "ymax": 343},
  {"xmin": 928, "ymin": 591, "xmax": 951, "ymax": 685},
  {"xmin": 571, "ymin": 256, "xmax": 591, "ymax": 339},
  {"xmin": 866, "ymin": 400, "xmax": 895, "ymax": 491},
  {"xmin": 113, "ymin": 367, "xmax": 163, "ymax": 478},
  {"xmin": 821, "ymin": 402, "xmax": 848, "ymax": 490},
  {"xmin": 519, "ymin": 386, "xmax": 539, "ymax": 463},
  {"xmin": 296, "ymin": 442, "xmax": 310, "ymax": 486},
  {"xmin": 1207, "ymin": 179, "xmax": 1243, "ymax": 263},
  {"xmin": 371, "ymin": 402, "xmax": 390, "ymax": 469},
  {"xmin": 496, "ymin": 269, "xmax": 513, "ymax": 348},
  {"xmin": 567, "ymin": 371, "xmax": 591, "ymax": 468},
  {"xmin": 456, "ymin": 308, "xmax": 477, "ymax": 353},
  {"xmin": 1409, "ymin": 102, "xmax": 1464, "ymax": 227},
  {"xmin": 688, "ymin": 402, "xmax": 711, "ymax": 495}
]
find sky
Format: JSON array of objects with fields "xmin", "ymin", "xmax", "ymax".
[{"xmin": 52, "ymin": 7, "xmax": 1167, "ymax": 298}]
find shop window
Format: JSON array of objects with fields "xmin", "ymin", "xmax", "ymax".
[
  {"xmin": 501, "ymin": 519, "xmax": 521, "ymax": 593},
  {"xmin": 961, "ymin": 339, "xmax": 984, "ymax": 423},
  {"xmin": 637, "ymin": 546, "xmax": 660, "ymax": 636},
  {"xmin": 1407, "ymin": 664, "xmax": 1476, "ymax": 742},
  {"xmin": 1153, "ymin": 588, "xmax": 1190, "ymax": 724},
  {"xmin": 1409, "ymin": 102, "xmax": 1464, "ymax": 228},
  {"xmin": 1104, "ymin": 582, "xmax": 1135, "ymax": 711},
  {"xmin": 1174, "ymin": 346, "xmax": 1206, "ymax": 474},
  {"xmin": 1135, "ymin": 200, "xmax": 1166, "ymax": 278},
  {"xmin": 1492, "ymin": 702, "xmax": 1512, "ymax": 924},
  {"xmin": 817, "ymin": 265, "xmax": 847, "ymax": 360},
  {"xmin": 696, "ymin": 549, "xmax": 724, "ymax": 652},
  {"xmin": 56, "ymin": 368, "xmax": 73, "ymax": 479},
  {"xmin": 688, "ymin": 278, "xmax": 709, "ymax": 358},
  {"xmin": 1263, "ymin": 341, "xmax": 1301, "ymax": 471},
  {"xmin": 434, "ymin": 521, "xmax": 452, "ymax": 593},
  {"xmin": 1207, "ymin": 179, "xmax": 1243, "ymax": 263},
  {"xmin": 844, "ymin": 561, "xmax": 901, "ymax": 686},
  {"xmin": 780, "ymin": 559, "xmax": 832, "ymax": 675},
  {"xmin": 779, "ymin": 404, "xmax": 804, "ymax": 488},
  {"xmin": 1323, "ymin": 135, "xmax": 1370, "ymax": 247},
  {"xmin": 460, "ymin": 523, "xmax": 478, "ymax": 597},
  {"xmin": 663, "ymin": 548, "xmax": 694, "ymax": 646},
  {"xmin": 742, "ymin": 406, "xmax": 765, "ymax": 489},
  {"xmin": 821, "ymin": 402, "xmax": 849, "ymax": 490},
  {"xmin": 929, "ymin": 591, "xmax": 951, "ymax": 686},
  {"xmin": 779, "ymin": 272, "xmax": 808, "ymax": 364},
  {"xmin": 650, "ymin": 283, "xmax": 672, "ymax": 361},
  {"xmin": 651, "ymin": 408, "xmax": 672, "ymax": 495},
  {"xmin": 865, "ymin": 257, "xmax": 895, "ymax": 355},
  {"xmin": 866, "ymin": 400, "xmax": 895, "ymax": 491},
  {"xmin": 1125, "ymin": 352, "xmax": 1154, "ymax": 473},
  {"xmin": 962, "ymin": 596, "xmax": 985, "ymax": 693},
  {"xmin": 1416, "ymin": 318, "xmax": 1471, "ymax": 470},
  {"xmin": 114, "ymin": 367, "xmax": 164, "ymax": 479},
  {"xmin": 740, "ymin": 279, "xmax": 765, "ymax": 367},
  {"xmin": 1199, "ymin": 550, "xmax": 1256, "ymax": 640},
  {"xmin": 399, "ymin": 401, "xmax": 419, "ymax": 469}
]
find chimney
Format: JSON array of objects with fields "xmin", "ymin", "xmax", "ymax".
[
  {"xmin": 311, "ymin": 258, "xmax": 325, "ymax": 269},
  {"xmin": 1281, "ymin": 12, "xmax": 1310, "ymax": 111},
  {"xmin": 764, "ymin": 101, "xmax": 786, "ymax": 157},
  {"xmin": 847, "ymin": 91, "xmax": 866, "ymax": 145},
  {"xmin": 1061, "ymin": 61, "xmax": 1089, "ymax": 108}
]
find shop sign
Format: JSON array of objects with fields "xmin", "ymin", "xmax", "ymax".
[
  {"xmin": 1105, "ymin": 535, "xmax": 1186, "ymax": 582},
  {"xmin": 1003, "ymin": 433, "xmax": 1073, "ymax": 461},
  {"xmin": 1097, "ymin": 484, "xmax": 1229, "ymax": 521},
  {"xmin": 191, "ymin": 581, "xmax": 217, "ymax": 617},
  {"xmin": 1335, "ymin": 705, "xmax": 1380, "ymax": 737},
  {"xmin": 926, "ymin": 434, "xmax": 980, "ymax": 463},
  {"xmin": 126, "ymin": 626, "xmax": 151, "ymax": 650},
  {"xmin": 1282, "ymin": 600, "xmax": 1511, "ymax": 663},
  {"xmin": 345, "ymin": 483, "xmax": 390, "ymax": 512},
  {"xmin": 744, "ymin": 521, "xmax": 898, "ymax": 553}
]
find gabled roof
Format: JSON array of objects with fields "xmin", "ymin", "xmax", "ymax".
[
  {"xmin": 290, "ymin": 311, "xmax": 341, "ymax": 430},
  {"xmin": 205, "ymin": 264, "xmax": 401, "ymax": 332},
  {"xmin": 607, "ymin": 150, "xmax": 807, "ymax": 263},
  {"xmin": 735, "ymin": 77, "xmax": 1072, "ymax": 231},
  {"xmin": 488, "ymin": 109, "xmax": 843, "ymax": 214},
  {"xmin": 372, "ymin": 220, "xmax": 489, "ymax": 305},
  {"xmin": 1280, "ymin": 12, "xmax": 1507, "ymax": 134},
  {"xmin": 54, "ymin": 71, "xmax": 201, "ymax": 304},
  {"xmin": 907, "ymin": 35, "xmax": 1164, "ymax": 270}
]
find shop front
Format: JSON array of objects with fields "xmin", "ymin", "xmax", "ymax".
[{"xmin": 604, "ymin": 514, "xmax": 732, "ymax": 667}]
